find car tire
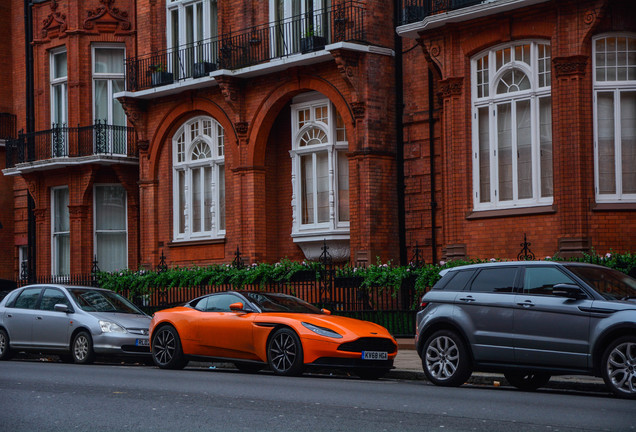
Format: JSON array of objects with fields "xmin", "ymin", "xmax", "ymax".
[
  {"xmin": 72, "ymin": 331, "xmax": 95, "ymax": 364},
  {"xmin": 421, "ymin": 329, "xmax": 472, "ymax": 387},
  {"xmin": 234, "ymin": 362, "xmax": 265, "ymax": 374},
  {"xmin": 504, "ymin": 371, "xmax": 551, "ymax": 391},
  {"xmin": 267, "ymin": 328, "xmax": 304, "ymax": 376},
  {"xmin": 152, "ymin": 325, "xmax": 187, "ymax": 370},
  {"xmin": 355, "ymin": 368, "xmax": 390, "ymax": 380},
  {"xmin": 0, "ymin": 328, "xmax": 13, "ymax": 360},
  {"xmin": 601, "ymin": 336, "xmax": 636, "ymax": 399}
]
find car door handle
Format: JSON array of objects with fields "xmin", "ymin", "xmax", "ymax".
[
  {"xmin": 7, "ymin": 314, "xmax": 12, "ymax": 318},
  {"xmin": 517, "ymin": 301, "xmax": 535, "ymax": 307},
  {"xmin": 458, "ymin": 296, "xmax": 475, "ymax": 302},
  {"xmin": 36, "ymin": 316, "xmax": 43, "ymax": 320}
]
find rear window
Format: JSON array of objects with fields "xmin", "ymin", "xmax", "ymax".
[
  {"xmin": 432, "ymin": 270, "xmax": 475, "ymax": 291},
  {"xmin": 469, "ymin": 267, "xmax": 518, "ymax": 293}
]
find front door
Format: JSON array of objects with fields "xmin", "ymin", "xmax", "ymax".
[{"xmin": 30, "ymin": 288, "xmax": 73, "ymax": 349}]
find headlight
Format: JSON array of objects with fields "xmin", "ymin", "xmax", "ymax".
[
  {"xmin": 302, "ymin": 322, "xmax": 342, "ymax": 339},
  {"xmin": 99, "ymin": 320, "xmax": 126, "ymax": 333}
]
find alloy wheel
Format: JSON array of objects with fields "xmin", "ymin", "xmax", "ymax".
[
  {"xmin": 425, "ymin": 335, "xmax": 459, "ymax": 380},
  {"xmin": 73, "ymin": 334, "xmax": 90, "ymax": 362},
  {"xmin": 270, "ymin": 332, "xmax": 298, "ymax": 373},
  {"xmin": 153, "ymin": 328, "xmax": 177, "ymax": 366},
  {"xmin": 606, "ymin": 341, "xmax": 636, "ymax": 396}
]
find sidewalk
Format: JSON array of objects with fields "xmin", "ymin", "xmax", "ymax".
[{"xmin": 392, "ymin": 339, "xmax": 608, "ymax": 393}]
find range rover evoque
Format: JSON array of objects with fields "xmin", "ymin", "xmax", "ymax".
[{"xmin": 415, "ymin": 261, "xmax": 636, "ymax": 398}]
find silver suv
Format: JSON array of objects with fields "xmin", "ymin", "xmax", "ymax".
[{"xmin": 415, "ymin": 261, "xmax": 636, "ymax": 398}]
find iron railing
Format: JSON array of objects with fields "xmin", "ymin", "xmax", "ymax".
[
  {"xmin": 5, "ymin": 121, "xmax": 137, "ymax": 168},
  {"xmin": 0, "ymin": 113, "xmax": 16, "ymax": 140},
  {"xmin": 126, "ymin": 1, "xmax": 366, "ymax": 91},
  {"xmin": 399, "ymin": 0, "xmax": 484, "ymax": 25}
]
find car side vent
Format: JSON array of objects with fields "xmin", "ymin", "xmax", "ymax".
[{"xmin": 338, "ymin": 338, "xmax": 397, "ymax": 354}]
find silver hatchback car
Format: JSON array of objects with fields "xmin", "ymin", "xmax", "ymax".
[
  {"xmin": 415, "ymin": 261, "xmax": 636, "ymax": 398},
  {"xmin": 0, "ymin": 284, "xmax": 151, "ymax": 364}
]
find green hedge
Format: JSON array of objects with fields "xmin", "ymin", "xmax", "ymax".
[{"xmin": 98, "ymin": 251, "xmax": 636, "ymax": 301}]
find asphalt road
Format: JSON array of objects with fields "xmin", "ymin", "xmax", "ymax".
[{"xmin": 0, "ymin": 360, "xmax": 634, "ymax": 432}]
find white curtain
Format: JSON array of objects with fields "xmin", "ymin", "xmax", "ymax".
[
  {"xmin": 218, "ymin": 165, "xmax": 225, "ymax": 230},
  {"xmin": 95, "ymin": 186, "xmax": 127, "ymax": 272},
  {"xmin": 516, "ymin": 100, "xmax": 532, "ymax": 199},
  {"xmin": 301, "ymin": 154, "xmax": 314, "ymax": 224},
  {"xmin": 597, "ymin": 92, "xmax": 616, "ymax": 194},
  {"xmin": 478, "ymin": 107, "xmax": 490, "ymax": 202},
  {"xmin": 540, "ymin": 97, "xmax": 553, "ymax": 197},
  {"xmin": 337, "ymin": 151, "xmax": 349, "ymax": 222},
  {"xmin": 497, "ymin": 103, "xmax": 513, "ymax": 201},
  {"xmin": 53, "ymin": 188, "xmax": 70, "ymax": 275},
  {"xmin": 316, "ymin": 152, "xmax": 329, "ymax": 223},
  {"xmin": 621, "ymin": 91, "xmax": 636, "ymax": 194},
  {"xmin": 192, "ymin": 168, "xmax": 202, "ymax": 232},
  {"xmin": 94, "ymin": 48, "xmax": 124, "ymax": 74}
]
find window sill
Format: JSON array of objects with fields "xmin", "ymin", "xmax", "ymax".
[
  {"xmin": 466, "ymin": 205, "xmax": 557, "ymax": 220},
  {"xmin": 168, "ymin": 238, "xmax": 226, "ymax": 247},
  {"xmin": 592, "ymin": 202, "xmax": 636, "ymax": 211}
]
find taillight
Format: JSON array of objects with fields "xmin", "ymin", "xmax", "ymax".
[{"xmin": 419, "ymin": 301, "xmax": 429, "ymax": 310}]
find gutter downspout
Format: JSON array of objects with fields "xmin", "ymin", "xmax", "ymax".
[
  {"xmin": 24, "ymin": 0, "xmax": 36, "ymax": 282},
  {"xmin": 395, "ymin": 0, "xmax": 406, "ymax": 265},
  {"xmin": 428, "ymin": 68, "xmax": 437, "ymax": 265}
]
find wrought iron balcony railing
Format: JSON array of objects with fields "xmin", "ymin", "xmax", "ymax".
[
  {"xmin": 5, "ymin": 121, "xmax": 137, "ymax": 169},
  {"xmin": 126, "ymin": 1, "xmax": 366, "ymax": 92},
  {"xmin": 0, "ymin": 113, "xmax": 16, "ymax": 140},
  {"xmin": 399, "ymin": 0, "xmax": 485, "ymax": 25}
]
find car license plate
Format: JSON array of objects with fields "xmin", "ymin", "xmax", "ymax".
[
  {"xmin": 361, "ymin": 351, "xmax": 387, "ymax": 360},
  {"xmin": 136, "ymin": 338, "xmax": 150, "ymax": 347}
]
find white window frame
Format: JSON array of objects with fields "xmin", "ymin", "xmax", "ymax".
[
  {"xmin": 471, "ymin": 40, "xmax": 553, "ymax": 211},
  {"xmin": 18, "ymin": 246, "xmax": 28, "ymax": 279},
  {"xmin": 92, "ymin": 44, "xmax": 127, "ymax": 155},
  {"xmin": 290, "ymin": 93, "xmax": 349, "ymax": 238},
  {"xmin": 50, "ymin": 47, "xmax": 68, "ymax": 127},
  {"xmin": 593, "ymin": 33, "xmax": 636, "ymax": 203},
  {"xmin": 93, "ymin": 184, "xmax": 128, "ymax": 272},
  {"xmin": 269, "ymin": 0, "xmax": 330, "ymax": 56},
  {"xmin": 51, "ymin": 186, "xmax": 70, "ymax": 277},
  {"xmin": 172, "ymin": 116, "xmax": 225, "ymax": 242}
]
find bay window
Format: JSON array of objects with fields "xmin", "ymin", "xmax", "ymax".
[
  {"xmin": 93, "ymin": 46, "xmax": 126, "ymax": 154},
  {"xmin": 472, "ymin": 41, "xmax": 553, "ymax": 210},
  {"xmin": 50, "ymin": 49, "xmax": 67, "ymax": 157},
  {"xmin": 52, "ymin": 187, "xmax": 70, "ymax": 276},
  {"xmin": 594, "ymin": 34, "xmax": 636, "ymax": 202},
  {"xmin": 291, "ymin": 94, "xmax": 349, "ymax": 238}
]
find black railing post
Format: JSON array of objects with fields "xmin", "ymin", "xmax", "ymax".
[
  {"xmin": 157, "ymin": 249, "xmax": 168, "ymax": 273},
  {"xmin": 517, "ymin": 234, "xmax": 536, "ymax": 261},
  {"xmin": 318, "ymin": 239, "xmax": 334, "ymax": 309},
  {"xmin": 91, "ymin": 256, "xmax": 100, "ymax": 287},
  {"xmin": 232, "ymin": 245, "xmax": 245, "ymax": 269}
]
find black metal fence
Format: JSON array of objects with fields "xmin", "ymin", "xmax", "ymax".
[
  {"xmin": 0, "ymin": 113, "xmax": 16, "ymax": 140},
  {"xmin": 399, "ymin": 0, "xmax": 484, "ymax": 25},
  {"xmin": 5, "ymin": 121, "xmax": 137, "ymax": 168},
  {"xmin": 16, "ymin": 272, "xmax": 417, "ymax": 337},
  {"xmin": 126, "ymin": 1, "xmax": 366, "ymax": 91}
]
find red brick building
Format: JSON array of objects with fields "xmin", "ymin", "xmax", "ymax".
[{"xmin": 1, "ymin": 0, "xmax": 634, "ymax": 279}]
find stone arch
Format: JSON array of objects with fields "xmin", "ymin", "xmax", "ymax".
[
  {"xmin": 247, "ymin": 75, "xmax": 355, "ymax": 167},
  {"xmin": 148, "ymin": 97, "xmax": 236, "ymax": 180}
]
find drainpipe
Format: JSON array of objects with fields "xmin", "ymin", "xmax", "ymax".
[
  {"xmin": 394, "ymin": 0, "xmax": 407, "ymax": 266},
  {"xmin": 428, "ymin": 68, "xmax": 437, "ymax": 265},
  {"xmin": 24, "ymin": 0, "xmax": 36, "ymax": 282}
]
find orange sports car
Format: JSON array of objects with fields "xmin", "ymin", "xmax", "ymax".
[{"xmin": 149, "ymin": 291, "xmax": 398, "ymax": 378}]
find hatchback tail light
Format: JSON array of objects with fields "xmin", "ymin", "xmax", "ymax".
[{"xmin": 419, "ymin": 300, "xmax": 429, "ymax": 310}]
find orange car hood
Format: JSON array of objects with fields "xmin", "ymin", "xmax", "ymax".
[{"xmin": 255, "ymin": 313, "xmax": 394, "ymax": 338}]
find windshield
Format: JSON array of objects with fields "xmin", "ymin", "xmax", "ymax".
[
  {"xmin": 564, "ymin": 265, "xmax": 636, "ymax": 300},
  {"xmin": 68, "ymin": 288, "xmax": 145, "ymax": 314},
  {"xmin": 245, "ymin": 292, "xmax": 322, "ymax": 314}
]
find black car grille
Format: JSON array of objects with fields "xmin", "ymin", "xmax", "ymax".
[{"xmin": 338, "ymin": 338, "xmax": 397, "ymax": 354}]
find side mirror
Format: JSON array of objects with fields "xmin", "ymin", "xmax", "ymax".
[
  {"xmin": 54, "ymin": 304, "xmax": 69, "ymax": 313},
  {"xmin": 321, "ymin": 308, "xmax": 331, "ymax": 315},
  {"xmin": 229, "ymin": 302, "xmax": 245, "ymax": 312},
  {"xmin": 553, "ymin": 284, "xmax": 586, "ymax": 299}
]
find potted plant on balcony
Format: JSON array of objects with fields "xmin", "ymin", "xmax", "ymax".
[
  {"xmin": 193, "ymin": 60, "xmax": 217, "ymax": 78},
  {"xmin": 149, "ymin": 63, "xmax": 174, "ymax": 87},
  {"xmin": 300, "ymin": 26, "xmax": 326, "ymax": 53}
]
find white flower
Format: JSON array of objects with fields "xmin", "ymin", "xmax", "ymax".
[
  {"xmin": 439, "ymin": 260, "xmax": 446, "ymax": 265},
  {"xmin": 490, "ymin": 258, "xmax": 496, "ymax": 262},
  {"xmin": 605, "ymin": 253, "xmax": 612, "ymax": 258}
]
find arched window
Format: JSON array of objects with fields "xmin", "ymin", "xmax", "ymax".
[
  {"xmin": 593, "ymin": 34, "xmax": 636, "ymax": 203},
  {"xmin": 472, "ymin": 41, "xmax": 553, "ymax": 210},
  {"xmin": 290, "ymin": 94, "xmax": 349, "ymax": 237},
  {"xmin": 173, "ymin": 116, "xmax": 225, "ymax": 241}
]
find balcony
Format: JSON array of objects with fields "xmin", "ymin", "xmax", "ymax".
[
  {"xmin": 4, "ymin": 121, "xmax": 138, "ymax": 174},
  {"xmin": 397, "ymin": 0, "xmax": 550, "ymax": 36},
  {"xmin": 0, "ymin": 113, "xmax": 17, "ymax": 141},
  {"xmin": 125, "ymin": 1, "xmax": 366, "ymax": 92}
]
